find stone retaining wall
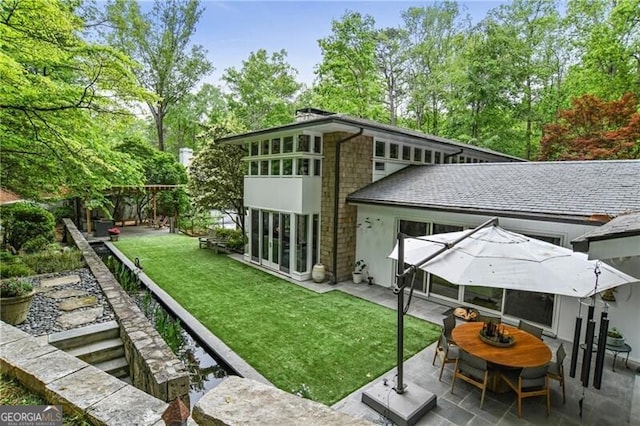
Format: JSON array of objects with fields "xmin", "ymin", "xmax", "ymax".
[
  {"xmin": 62, "ymin": 219, "xmax": 190, "ymax": 404},
  {"xmin": 0, "ymin": 322, "xmax": 169, "ymax": 425}
]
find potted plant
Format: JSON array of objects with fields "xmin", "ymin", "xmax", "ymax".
[
  {"xmin": 352, "ymin": 259, "xmax": 367, "ymax": 284},
  {"xmin": 0, "ymin": 278, "xmax": 35, "ymax": 325},
  {"xmin": 108, "ymin": 227, "xmax": 121, "ymax": 241},
  {"xmin": 606, "ymin": 327, "xmax": 625, "ymax": 347}
]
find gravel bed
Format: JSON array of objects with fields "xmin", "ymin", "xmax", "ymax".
[{"xmin": 16, "ymin": 268, "xmax": 115, "ymax": 336}]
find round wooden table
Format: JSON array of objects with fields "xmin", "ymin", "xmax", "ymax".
[{"xmin": 452, "ymin": 322, "xmax": 552, "ymax": 368}]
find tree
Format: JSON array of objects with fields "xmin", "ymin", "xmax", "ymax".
[
  {"xmin": 375, "ymin": 27, "xmax": 408, "ymax": 125},
  {"xmin": 314, "ymin": 11, "xmax": 385, "ymax": 120},
  {"xmin": 538, "ymin": 93, "xmax": 640, "ymax": 161},
  {"xmin": 1, "ymin": 0, "xmax": 146, "ymax": 200},
  {"xmin": 188, "ymin": 141, "xmax": 246, "ymax": 232},
  {"xmin": 222, "ymin": 49, "xmax": 301, "ymax": 130},
  {"xmin": 105, "ymin": 0, "xmax": 213, "ymax": 151},
  {"xmin": 163, "ymin": 83, "xmax": 226, "ymax": 155},
  {"xmin": 401, "ymin": 2, "xmax": 467, "ymax": 134},
  {"xmin": 563, "ymin": 0, "xmax": 640, "ymax": 101}
]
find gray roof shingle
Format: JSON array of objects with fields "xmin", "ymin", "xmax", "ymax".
[{"xmin": 347, "ymin": 160, "xmax": 640, "ymax": 223}]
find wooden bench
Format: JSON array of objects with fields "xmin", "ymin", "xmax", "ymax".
[{"xmin": 198, "ymin": 229, "xmax": 228, "ymax": 253}]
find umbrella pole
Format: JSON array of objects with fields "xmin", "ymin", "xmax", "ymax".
[
  {"xmin": 396, "ymin": 233, "xmax": 407, "ymax": 393},
  {"xmin": 393, "ymin": 217, "xmax": 499, "ymax": 393}
]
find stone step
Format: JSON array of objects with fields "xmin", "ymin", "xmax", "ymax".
[
  {"xmin": 120, "ymin": 375, "xmax": 132, "ymax": 385},
  {"xmin": 67, "ymin": 337, "xmax": 124, "ymax": 364},
  {"xmin": 94, "ymin": 356, "xmax": 130, "ymax": 378},
  {"xmin": 48, "ymin": 320, "xmax": 120, "ymax": 351}
]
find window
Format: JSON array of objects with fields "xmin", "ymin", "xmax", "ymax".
[
  {"xmin": 260, "ymin": 161, "xmax": 269, "ymax": 175},
  {"xmin": 283, "ymin": 136, "xmax": 294, "ymax": 153},
  {"xmin": 414, "ymin": 148, "xmax": 422, "ymax": 162},
  {"xmin": 389, "ymin": 143, "xmax": 399, "ymax": 159},
  {"xmin": 280, "ymin": 213, "xmax": 291, "ymax": 273},
  {"xmin": 428, "ymin": 223, "xmax": 464, "ymax": 299},
  {"xmin": 297, "ymin": 158, "xmax": 309, "ymax": 175},
  {"xmin": 296, "ymin": 215, "xmax": 308, "ymax": 273},
  {"xmin": 473, "ymin": 158, "xmax": 478, "ymax": 163},
  {"xmin": 297, "ymin": 135, "xmax": 310, "ymax": 153},
  {"xmin": 375, "ymin": 162, "xmax": 385, "ymax": 171},
  {"xmin": 466, "ymin": 157, "xmax": 472, "ymax": 163},
  {"xmin": 271, "ymin": 159, "xmax": 280, "ymax": 176},
  {"xmin": 283, "ymin": 159, "xmax": 293, "ymax": 175},
  {"xmin": 271, "ymin": 138, "xmax": 281, "ymax": 155},
  {"xmin": 314, "ymin": 136, "xmax": 322, "ymax": 153},
  {"xmin": 261, "ymin": 140, "xmax": 269, "ymax": 155},
  {"xmin": 434, "ymin": 152, "xmax": 441, "ymax": 164},
  {"xmin": 402, "ymin": 146, "xmax": 411, "ymax": 161},
  {"xmin": 464, "ymin": 285, "xmax": 503, "ymax": 311},
  {"xmin": 251, "ymin": 209, "xmax": 259, "ymax": 261},
  {"xmin": 425, "ymin": 150, "xmax": 432, "ymax": 163},
  {"xmin": 313, "ymin": 159, "xmax": 321, "ymax": 176},
  {"xmin": 459, "ymin": 156, "xmax": 465, "ymax": 163},
  {"xmin": 375, "ymin": 141, "xmax": 386, "ymax": 157},
  {"xmin": 399, "ymin": 220, "xmax": 428, "ymax": 293},
  {"xmin": 312, "ymin": 214, "xmax": 319, "ymax": 266},
  {"xmin": 250, "ymin": 161, "xmax": 258, "ymax": 175},
  {"xmin": 250, "ymin": 142, "xmax": 259, "ymax": 156}
]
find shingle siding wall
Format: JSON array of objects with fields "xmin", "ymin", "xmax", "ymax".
[{"xmin": 321, "ymin": 132, "xmax": 373, "ymax": 281}]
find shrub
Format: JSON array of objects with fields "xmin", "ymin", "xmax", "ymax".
[
  {"xmin": 214, "ymin": 227, "xmax": 246, "ymax": 252},
  {"xmin": 22, "ymin": 249, "xmax": 84, "ymax": 274},
  {"xmin": 50, "ymin": 204, "xmax": 75, "ymax": 224},
  {"xmin": 2, "ymin": 203, "xmax": 55, "ymax": 251},
  {"xmin": 0, "ymin": 278, "xmax": 33, "ymax": 297},
  {"xmin": 0, "ymin": 262, "xmax": 34, "ymax": 279}
]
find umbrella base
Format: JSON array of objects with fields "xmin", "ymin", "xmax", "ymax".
[{"xmin": 362, "ymin": 379, "xmax": 436, "ymax": 426}]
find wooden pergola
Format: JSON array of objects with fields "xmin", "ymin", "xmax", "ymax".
[{"xmin": 85, "ymin": 184, "xmax": 185, "ymax": 233}]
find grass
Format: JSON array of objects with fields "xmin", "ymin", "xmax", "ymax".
[
  {"xmin": 114, "ymin": 234, "xmax": 440, "ymax": 405},
  {"xmin": 0, "ymin": 375, "xmax": 89, "ymax": 425}
]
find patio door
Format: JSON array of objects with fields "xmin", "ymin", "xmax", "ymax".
[{"xmin": 261, "ymin": 211, "xmax": 279, "ymax": 269}]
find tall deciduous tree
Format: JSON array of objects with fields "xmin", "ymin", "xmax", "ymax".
[
  {"xmin": 188, "ymin": 141, "xmax": 246, "ymax": 232},
  {"xmin": 401, "ymin": 2, "xmax": 467, "ymax": 134},
  {"xmin": 222, "ymin": 49, "xmax": 301, "ymax": 130},
  {"xmin": 563, "ymin": 0, "xmax": 640, "ymax": 101},
  {"xmin": 105, "ymin": 0, "xmax": 212, "ymax": 151},
  {"xmin": 375, "ymin": 27, "xmax": 407, "ymax": 125},
  {"xmin": 1, "ymin": 0, "xmax": 146, "ymax": 200},
  {"xmin": 539, "ymin": 93, "xmax": 640, "ymax": 160},
  {"xmin": 314, "ymin": 11, "xmax": 385, "ymax": 120}
]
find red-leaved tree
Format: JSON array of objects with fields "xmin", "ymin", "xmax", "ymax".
[{"xmin": 538, "ymin": 93, "xmax": 640, "ymax": 161}]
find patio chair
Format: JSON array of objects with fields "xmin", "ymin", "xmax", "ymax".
[
  {"xmin": 518, "ymin": 320, "xmax": 544, "ymax": 340},
  {"xmin": 199, "ymin": 228, "xmax": 216, "ymax": 249},
  {"xmin": 443, "ymin": 313, "xmax": 457, "ymax": 344},
  {"xmin": 451, "ymin": 349, "xmax": 489, "ymax": 409},
  {"xmin": 501, "ymin": 364, "xmax": 550, "ymax": 419},
  {"xmin": 547, "ymin": 343, "xmax": 566, "ymax": 403},
  {"xmin": 432, "ymin": 331, "xmax": 459, "ymax": 381}
]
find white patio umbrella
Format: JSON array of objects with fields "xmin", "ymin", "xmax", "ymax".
[{"xmin": 388, "ymin": 224, "xmax": 638, "ymax": 297}]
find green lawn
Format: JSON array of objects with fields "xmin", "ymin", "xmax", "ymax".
[{"xmin": 114, "ymin": 234, "xmax": 440, "ymax": 405}]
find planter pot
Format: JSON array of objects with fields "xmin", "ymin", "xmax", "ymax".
[
  {"xmin": 312, "ymin": 264, "xmax": 326, "ymax": 283},
  {"xmin": 0, "ymin": 290, "xmax": 35, "ymax": 325},
  {"xmin": 352, "ymin": 272, "xmax": 363, "ymax": 284},
  {"xmin": 94, "ymin": 220, "xmax": 114, "ymax": 237},
  {"xmin": 606, "ymin": 336, "xmax": 625, "ymax": 347},
  {"xmin": 109, "ymin": 234, "xmax": 119, "ymax": 241}
]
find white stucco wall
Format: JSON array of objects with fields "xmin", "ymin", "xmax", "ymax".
[
  {"xmin": 244, "ymin": 177, "xmax": 321, "ymax": 213},
  {"xmin": 353, "ymin": 203, "xmax": 640, "ymax": 363}
]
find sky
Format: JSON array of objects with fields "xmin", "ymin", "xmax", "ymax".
[{"xmin": 188, "ymin": 1, "xmax": 510, "ymax": 89}]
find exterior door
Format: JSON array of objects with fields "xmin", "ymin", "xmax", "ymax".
[{"xmin": 261, "ymin": 211, "xmax": 280, "ymax": 269}]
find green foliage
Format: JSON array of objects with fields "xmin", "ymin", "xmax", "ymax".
[
  {"xmin": 0, "ymin": 0, "xmax": 148, "ymax": 200},
  {"xmin": 314, "ymin": 11, "xmax": 386, "ymax": 120},
  {"xmin": 0, "ymin": 262, "xmax": 34, "ymax": 279},
  {"xmin": 51, "ymin": 204, "xmax": 76, "ymax": 225},
  {"xmin": 607, "ymin": 327, "xmax": 623, "ymax": 338},
  {"xmin": 105, "ymin": 0, "xmax": 213, "ymax": 151},
  {"xmin": 212, "ymin": 227, "xmax": 246, "ymax": 252},
  {"xmin": 188, "ymin": 141, "xmax": 246, "ymax": 232},
  {"xmin": 22, "ymin": 249, "xmax": 85, "ymax": 274},
  {"xmin": 153, "ymin": 308, "xmax": 185, "ymax": 354},
  {"xmin": 1, "ymin": 203, "xmax": 55, "ymax": 252},
  {"xmin": 223, "ymin": 49, "xmax": 301, "ymax": 130},
  {"xmin": 0, "ymin": 278, "xmax": 33, "ymax": 297}
]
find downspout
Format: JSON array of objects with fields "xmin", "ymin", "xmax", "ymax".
[
  {"xmin": 444, "ymin": 148, "xmax": 463, "ymax": 163},
  {"xmin": 331, "ymin": 128, "xmax": 364, "ymax": 284}
]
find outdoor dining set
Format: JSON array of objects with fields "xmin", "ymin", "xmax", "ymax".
[{"xmin": 433, "ymin": 314, "xmax": 565, "ymax": 419}]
